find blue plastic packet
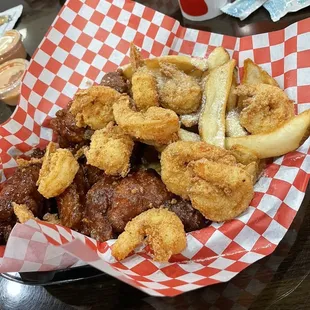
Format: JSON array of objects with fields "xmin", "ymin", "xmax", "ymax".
[
  {"xmin": 221, "ymin": 0, "xmax": 268, "ymax": 20},
  {"xmin": 264, "ymin": 0, "xmax": 310, "ymax": 22}
]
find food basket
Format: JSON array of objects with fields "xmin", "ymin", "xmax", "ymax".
[{"xmin": 0, "ymin": 0, "xmax": 309, "ymax": 296}]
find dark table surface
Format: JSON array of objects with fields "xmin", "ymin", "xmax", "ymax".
[{"xmin": 1, "ymin": 0, "xmax": 310, "ymax": 309}]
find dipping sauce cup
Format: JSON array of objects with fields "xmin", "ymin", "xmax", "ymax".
[
  {"xmin": 0, "ymin": 58, "xmax": 29, "ymax": 106},
  {"xmin": 0, "ymin": 30, "xmax": 27, "ymax": 65}
]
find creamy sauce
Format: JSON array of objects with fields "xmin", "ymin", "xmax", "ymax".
[
  {"xmin": 0, "ymin": 30, "xmax": 26, "ymax": 65},
  {"xmin": 0, "ymin": 36, "xmax": 15, "ymax": 53},
  {"xmin": 0, "ymin": 63, "xmax": 23, "ymax": 88},
  {"xmin": 0, "ymin": 59, "xmax": 28, "ymax": 106}
]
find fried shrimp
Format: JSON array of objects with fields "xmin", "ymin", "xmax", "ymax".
[
  {"xmin": 158, "ymin": 61, "xmax": 202, "ymax": 115},
  {"xmin": 69, "ymin": 86, "xmax": 121, "ymax": 130},
  {"xmin": 161, "ymin": 141, "xmax": 254, "ymax": 221},
  {"xmin": 85, "ymin": 123, "xmax": 134, "ymax": 177},
  {"xmin": 161, "ymin": 141, "xmax": 236, "ymax": 199},
  {"xmin": 111, "ymin": 208, "xmax": 186, "ymax": 262},
  {"xmin": 188, "ymin": 159, "xmax": 254, "ymax": 222},
  {"xmin": 113, "ymin": 95, "xmax": 179, "ymax": 145},
  {"xmin": 236, "ymin": 84, "xmax": 295, "ymax": 134},
  {"xmin": 130, "ymin": 43, "xmax": 159, "ymax": 110},
  {"xmin": 37, "ymin": 142, "xmax": 79, "ymax": 198}
]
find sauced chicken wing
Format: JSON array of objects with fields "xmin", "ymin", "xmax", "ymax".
[
  {"xmin": 0, "ymin": 164, "xmax": 45, "ymax": 244},
  {"xmin": 236, "ymin": 84, "xmax": 295, "ymax": 134},
  {"xmin": 85, "ymin": 123, "xmax": 134, "ymax": 177},
  {"xmin": 130, "ymin": 43, "xmax": 159, "ymax": 110},
  {"xmin": 158, "ymin": 61, "xmax": 202, "ymax": 115},
  {"xmin": 163, "ymin": 197, "xmax": 210, "ymax": 232},
  {"xmin": 0, "ymin": 164, "xmax": 44, "ymax": 221},
  {"xmin": 56, "ymin": 167, "xmax": 88, "ymax": 230},
  {"xmin": 50, "ymin": 107, "xmax": 92, "ymax": 148},
  {"xmin": 82, "ymin": 175, "xmax": 119, "ymax": 242},
  {"xmin": 70, "ymin": 86, "xmax": 121, "ymax": 130},
  {"xmin": 113, "ymin": 95, "xmax": 179, "ymax": 145},
  {"xmin": 100, "ymin": 70, "xmax": 129, "ymax": 94},
  {"xmin": 108, "ymin": 170, "xmax": 172, "ymax": 233},
  {"xmin": 83, "ymin": 164, "xmax": 105, "ymax": 187}
]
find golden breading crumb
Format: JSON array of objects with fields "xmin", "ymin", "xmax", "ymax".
[
  {"xmin": 43, "ymin": 213, "xmax": 61, "ymax": 225},
  {"xmin": 12, "ymin": 202, "xmax": 35, "ymax": 223}
]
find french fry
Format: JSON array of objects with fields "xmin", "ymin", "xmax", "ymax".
[
  {"xmin": 180, "ymin": 48, "xmax": 230, "ymax": 128},
  {"xmin": 179, "ymin": 128, "xmax": 201, "ymax": 142},
  {"xmin": 227, "ymin": 68, "xmax": 238, "ymax": 111},
  {"xmin": 122, "ymin": 55, "xmax": 208, "ymax": 79},
  {"xmin": 242, "ymin": 58, "xmax": 278, "ymax": 86},
  {"xmin": 199, "ymin": 59, "xmax": 236, "ymax": 148},
  {"xmin": 206, "ymin": 47, "xmax": 230, "ymax": 71},
  {"xmin": 225, "ymin": 110, "xmax": 248, "ymax": 137},
  {"xmin": 226, "ymin": 109, "xmax": 310, "ymax": 158}
]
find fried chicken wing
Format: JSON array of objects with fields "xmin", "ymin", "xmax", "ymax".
[
  {"xmin": 158, "ymin": 61, "xmax": 202, "ymax": 115},
  {"xmin": 50, "ymin": 107, "xmax": 92, "ymax": 148},
  {"xmin": 130, "ymin": 44, "xmax": 159, "ymax": 110},
  {"xmin": 108, "ymin": 170, "xmax": 172, "ymax": 233},
  {"xmin": 85, "ymin": 123, "xmax": 134, "ymax": 177},
  {"xmin": 113, "ymin": 95, "xmax": 179, "ymax": 145},
  {"xmin": 69, "ymin": 86, "xmax": 121, "ymax": 130},
  {"xmin": 56, "ymin": 167, "xmax": 88, "ymax": 230},
  {"xmin": 112, "ymin": 208, "xmax": 187, "ymax": 262},
  {"xmin": 236, "ymin": 84, "xmax": 295, "ymax": 134},
  {"xmin": 37, "ymin": 143, "xmax": 79, "ymax": 198}
]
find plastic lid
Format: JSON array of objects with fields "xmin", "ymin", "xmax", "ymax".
[
  {"xmin": 0, "ymin": 58, "xmax": 29, "ymax": 98},
  {"xmin": 0, "ymin": 30, "xmax": 20, "ymax": 56}
]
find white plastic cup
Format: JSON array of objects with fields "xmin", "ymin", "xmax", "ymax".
[{"xmin": 178, "ymin": 0, "xmax": 231, "ymax": 21}]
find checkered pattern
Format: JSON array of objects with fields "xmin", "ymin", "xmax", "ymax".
[{"xmin": 0, "ymin": 0, "xmax": 309, "ymax": 297}]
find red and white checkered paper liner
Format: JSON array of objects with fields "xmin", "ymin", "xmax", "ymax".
[{"xmin": 0, "ymin": 0, "xmax": 309, "ymax": 297}]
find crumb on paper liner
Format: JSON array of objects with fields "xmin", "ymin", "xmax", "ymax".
[{"xmin": 0, "ymin": 0, "xmax": 309, "ymax": 297}]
